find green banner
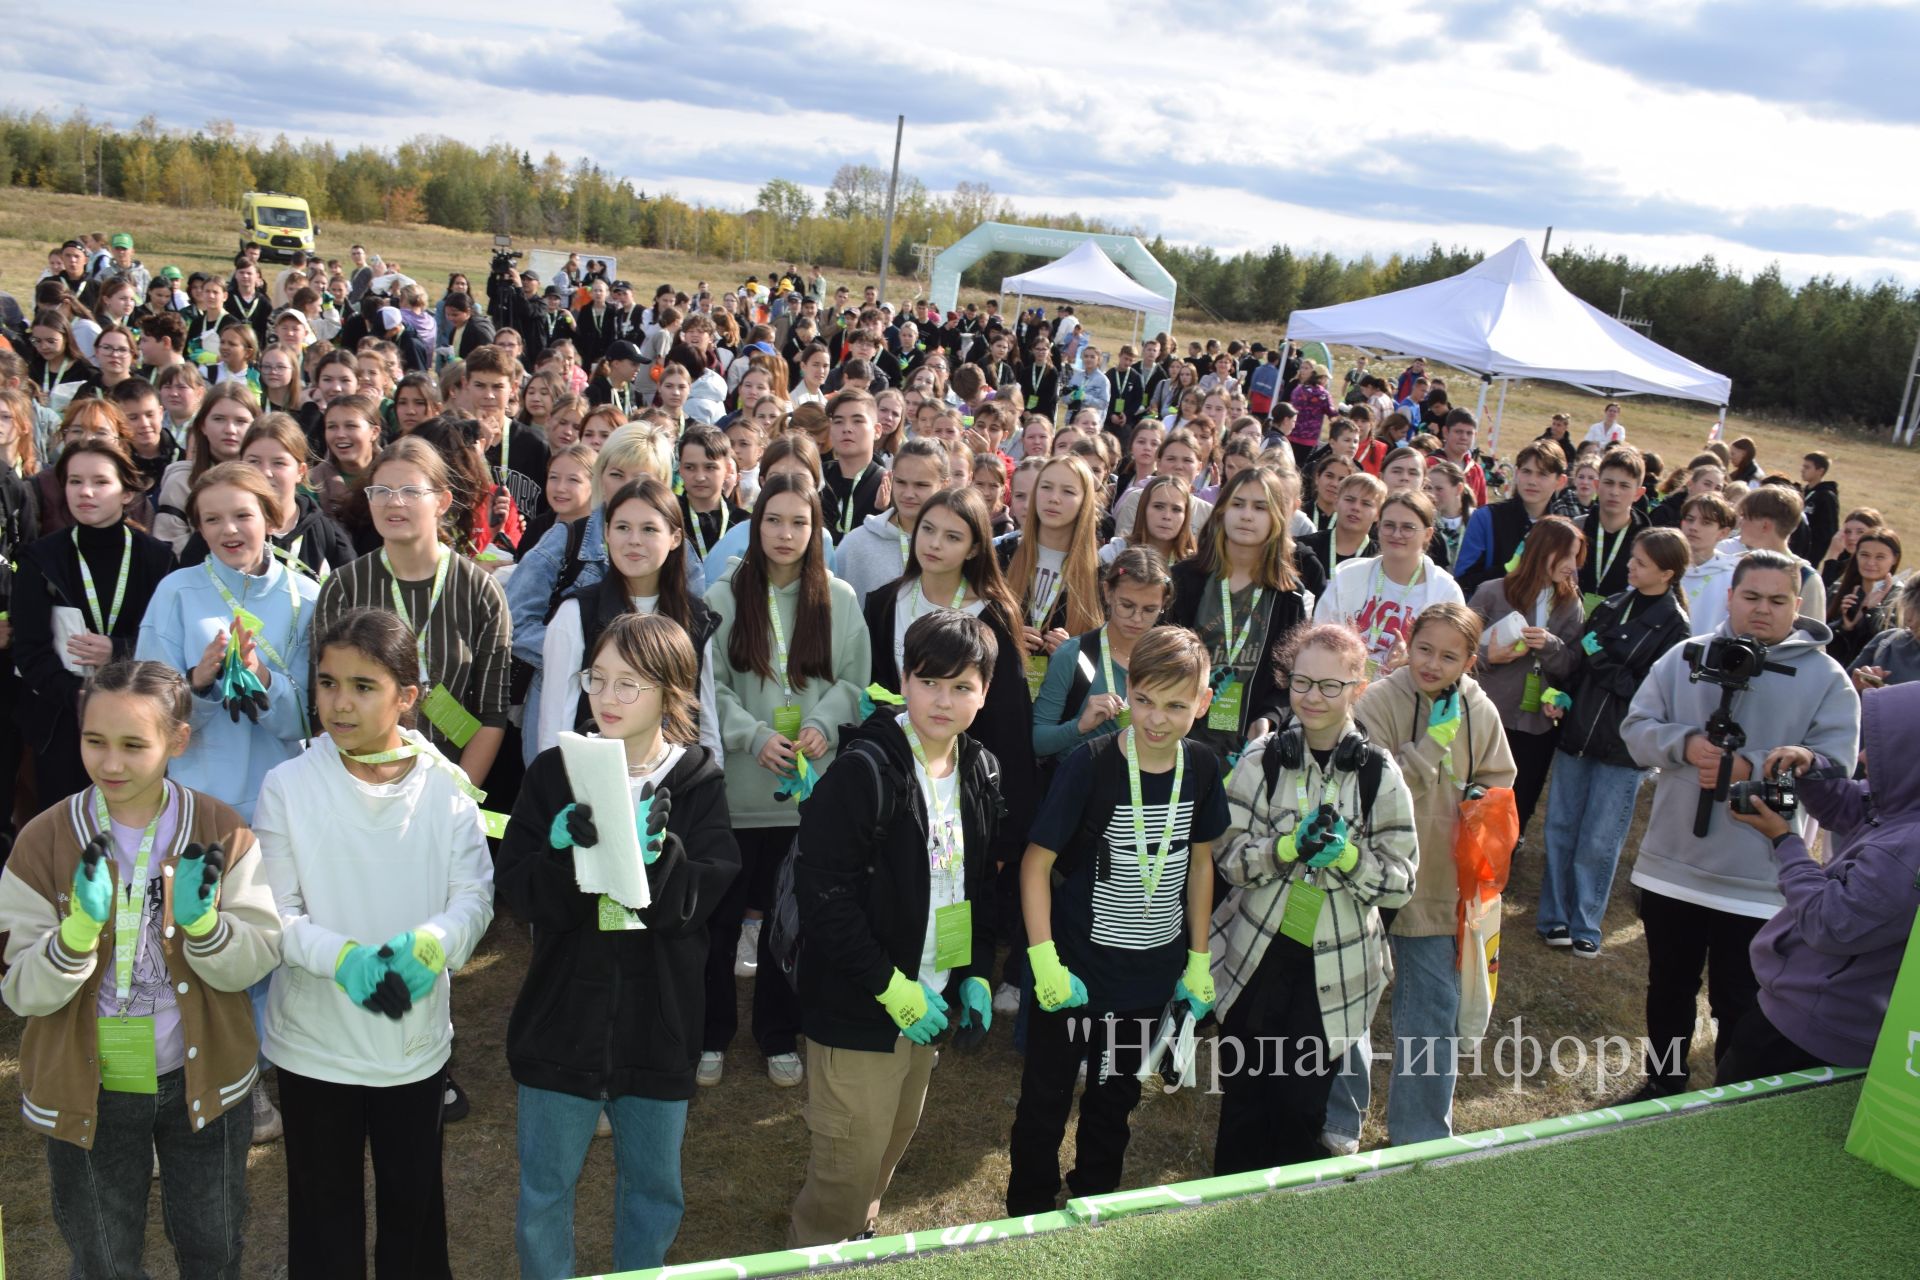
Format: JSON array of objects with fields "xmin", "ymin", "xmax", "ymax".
[
  {"xmin": 1846, "ymin": 920, "xmax": 1920, "ymax": 1188},
  {"xmin": 604, "ymin": 1067, "xmax": 1855, "ymax": 1279}
]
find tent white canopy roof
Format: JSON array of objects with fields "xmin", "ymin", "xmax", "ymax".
[
  {"xmin": 1000, "ymin": 241, "xmax": 1167, "ymax": 314},
  {"xmin": 1285, "ymin": 238, "xmax": 1732, "ymax": 406}
]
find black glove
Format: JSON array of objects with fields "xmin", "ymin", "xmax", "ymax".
[
  {"xmin": 638, "ymin": 783, "xmax": 671, "ymax": 862},
  {"xmin": 364, "ymin": 947, "xmax": 414, "ymax": 1019},
  {"xmin": 549, "ymin": 802, "xmax": 599, "ymax": 851}
]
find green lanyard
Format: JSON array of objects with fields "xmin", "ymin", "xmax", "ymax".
[
  {"xmin": 73, "ymin": 525, "xmax": 132, "ymax": 636},
  {"xmin": 1123, "ymin": 727, "xmax": 1185, "ymax": 911},
  {"xmin": 690, "ymin": 504, "xmax": 730, "ymax": 561},
  {"xmin": 612, "ymin": 384, "xmax": 632, "ymax": 417},
  {"xmin": 1593, "ymin": 521, "xmax": 1629, "ymax": 588},
  {"xmin": 94, "ymin": 785, "xmax": 163, "ymax": 1014},
  {"xmin": 202, "ymin": 559, "xmax": 300, "ymax": 673},
  {"xmin": 1101, "ymin": 626, "xmax": 1125, "ymax": 702},
  {"xmin": 896, "ymin": 521, "xmax": 913, "ymax": 569},
  {"xmin": 340, "ymin": 735, "xmax": 485, "ymax": 802},
  {"xmin": 836, "ymin": 461, "xmax": 874, "ymax": 536},
  {"xmin": 1217, "ymin": 577, "xmax": 1264, "ymax": 669},
  {"xmin": 381, "ymin": 548, "xmax": 450, "ymax": 686},
  {"xmin": 908, "ymin": 576, "xmax": 968, "ymax": 618},
  {"xmin": 767, "ymin": 584, "xmax": 795, "ymax": 698},
  {"xmin": 900, "ymin": 714, "xmax": 960, "ymax": 872}
]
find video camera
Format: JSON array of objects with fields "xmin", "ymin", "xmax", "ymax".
[
  {"xmin": 490, "ymin": 234, "xmax": 521, "ymax": 278},
  {"xmin": 1683, "ymin": 635, "xmax": 1796, "ymax": 836}
]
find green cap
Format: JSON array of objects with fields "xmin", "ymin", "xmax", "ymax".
[
  {"xmin": 160, "ymin": 265, "xmax": 182, "ymax": 280},
  {"xmin": 110, "ymin": 233, "xmax": 134, "ymax": 249}
]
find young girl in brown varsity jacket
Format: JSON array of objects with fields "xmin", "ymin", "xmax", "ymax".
[{"xmin": 0, "ymin": 660, "xmax": 281, "ymax": 1279}]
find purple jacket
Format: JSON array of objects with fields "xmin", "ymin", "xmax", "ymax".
[{"xmin": 1750, "ymin": 681, "xmax": 1920, "ymax": 1067}]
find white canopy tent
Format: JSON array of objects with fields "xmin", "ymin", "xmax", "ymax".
[
  {"xmin": 1285, "ymin": 238, "xmax": 1733, "ymax": 448},
  {"xmin": 1000, "ymin": 241, "xmax": 1170, "ymax": 348}
]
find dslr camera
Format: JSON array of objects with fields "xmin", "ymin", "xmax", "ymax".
[
  {"xmin": 1729, "ymin": 772, "xmax": 1798, "ymax": 818},
  {"xmin": 1683, "ymin": 635, "xmax": 1774, "ymax": 688},
  {"xmin": 491, "ymin": 248, "xmax": 522, "ymax": 276}
]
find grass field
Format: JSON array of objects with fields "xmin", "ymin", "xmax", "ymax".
[
  {"xmin": 0, "ymin": 188, "xmax": 1914, "ymax": 1277},
  {"xmin": 881, "ymin": 1079, "xmax": 1915, "ymax": 1279}
]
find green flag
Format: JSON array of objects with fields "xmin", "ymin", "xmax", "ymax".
[{"xmin": 1845, "ymin": 918, "xmax": 1920, "ymax": 1188}]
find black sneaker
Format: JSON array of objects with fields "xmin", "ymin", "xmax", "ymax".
[
  {"xmin": 442, "ymin": 1072, "xmax": 470, "ymax": 1123},
  {"xmin": 1571, "ymin": 938, "xmax": 1600, "ymax": 959},
  {"xmin": 1542, "ymin": 927, "xmax": 1572, "ymax": 948}
]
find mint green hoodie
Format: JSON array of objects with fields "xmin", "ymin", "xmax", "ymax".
[{"xmin": 705, "ymin": 560, "xmax": 871, "ymax": 829}]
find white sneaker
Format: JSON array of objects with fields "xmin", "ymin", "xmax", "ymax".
[
  {"xmin": 767, "ymin": 1052, "xmax": 804, "ymax": 1087},
  {"xmin": 735, "ymin": 919, "xmax": 762, "ymax": 977},
  {"xmin": 594, "ymin": 1110, "xmax": 612, "ymax": 1138},
  {"xmin": 250, "ymin": 1084, "xmax": 283, "ymax": 1144},
  {"xmin": 992, "ymin": 982, "xmax": 1021, "ymax": 1016},
  {"xmin": 696, "ymin": 1051, "xmax": 725, "ymax": 1087},
  {"xmin": 1322, "ymin": 1132, "xmax": 1360, "ymax": 1156}
]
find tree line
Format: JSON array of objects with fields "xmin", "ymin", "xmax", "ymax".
[{"xmin": 2, "ymin": 109, "xmax": 1912, "ymax": 425}]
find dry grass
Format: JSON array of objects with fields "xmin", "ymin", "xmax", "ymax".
[
  {"xmin": 2, "ymin": 783, "xmax": 1695, "ymax": 1278},
  {"xmin": 0, "ymin": 187, "xmax": 1895, "ymax": 1275}
]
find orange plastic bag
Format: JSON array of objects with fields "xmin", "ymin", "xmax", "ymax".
[{"xmin": 1454, "ymin": 786, "xmax": 1519, "ymax": 1039}]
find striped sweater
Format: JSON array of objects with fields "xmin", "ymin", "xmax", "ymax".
[{"xmin": 310, "ymin": 548, "xmax": 513, "ymax": 756}]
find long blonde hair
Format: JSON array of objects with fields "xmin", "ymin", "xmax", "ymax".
[{"xmin": 1006, "ymin": 454, "xmax": 1103, "ymax": 635}]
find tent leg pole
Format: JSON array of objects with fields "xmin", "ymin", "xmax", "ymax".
[
  {"xmin": 1473, "ymin": 376, "xmax": 1490, "ymax": 421},
  {"xmin": 1710, "ymin": 406, "xmax": 1726, "ymax": 444},
  {"xmin": 1490, "ymin": 378, "xmax": 1509, "ymax": 454}
]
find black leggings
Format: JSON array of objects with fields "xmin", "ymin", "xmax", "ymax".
[{"xmin": 703, "ymin": 826, "xmax": 803, "ymax": 1056}]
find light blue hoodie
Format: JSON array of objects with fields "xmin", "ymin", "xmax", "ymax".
[{"xmin": 136, "ymin": 556, "xmax": 319, "ymax": 819}]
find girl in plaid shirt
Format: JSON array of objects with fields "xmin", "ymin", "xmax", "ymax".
[{"xmin": 1209, "ymin": 623, "xmax": 1418, "ymax": 1173}]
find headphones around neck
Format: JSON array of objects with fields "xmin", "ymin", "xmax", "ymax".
[{"xmin": 1272, "ymin": 714, "xmax": 1372, "ymax": 774}]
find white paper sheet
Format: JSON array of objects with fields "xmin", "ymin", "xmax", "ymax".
[
  {"xmin": 559, "ymin": 731, "xmax": 651, "ymax": 912},
  {"xmin": 1488, "ymin": 610, "xmax": 1527, "ymax": 653},
  {"xmin": 52, "ymin": 606, "xmax": 93, "ymax": 676}
]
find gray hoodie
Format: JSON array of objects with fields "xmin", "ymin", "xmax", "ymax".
[
  {"xmin": 838, "ymin": 509, "xmax": 914, "ymax": 605},
  {"xmin": 1622, "ymin": 617, "xmax": 1859, "ymax": 918}
]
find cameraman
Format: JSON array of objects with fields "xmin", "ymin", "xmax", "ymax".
[
  {"xmin": 1716, "ymin": 682, "xmax": 1920, "ymax": 1081},
  {"xmin": 1621, "ymin": 550, "xmax": 1858, "ymax": 1099},
  {"xmin": 487, "ymin": 252, "xmax": 532, "ymax": 337}
]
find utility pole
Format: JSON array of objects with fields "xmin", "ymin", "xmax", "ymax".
[
  {"xmin": 1616, "ymin": 286, "xmax": 1630, "ymax": 319},
  {"xmin": 876, "ymin": 115, "xmax": 904, "ymax": 306},
  {"xmin": 1542, "ymin": 225, "xmax": 1553, "ymax": 258}
]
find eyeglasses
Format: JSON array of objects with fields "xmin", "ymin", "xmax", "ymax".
[
  {"xmin": 1288, "ymin": 674, "xmax": 1363, "ymax": 698},
  {"xmin": 578, "ymin": 670, "xmax": 658, "ymax": 703},
  {"xmin": 1110, "ymin": 599, "xmax": 1164, "ymax": 621},
  {"xmin": 365, "ymin": 484, "xmax": 441, "ymax": 504}
]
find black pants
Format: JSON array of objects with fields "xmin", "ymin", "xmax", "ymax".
[
  {"xmin": 1213, "ymin": 938, "xmax": 1335, "ymax": 1175},
  {"xmin": 1638, "ymin": 889, "xmax": 1764, "ymax": 1093},
  {"xmin": 278, "ymin": 1068, "xmax": 450, "ymax": 1280},
  {"xmin": 1006, "ymin": 1003, "xmax": 1158, "ymax": 1215},
  {"xmin": 703, "ymin": 826, "xmax": 802, "ymax": 1056},
  {"xmin": 1715, "ymin": 1001, "xmax": 1827, "ymax": 1086},
  {"xmin": 1507, "ymin": 725, "xmax": 1556, "ymax": 839}
]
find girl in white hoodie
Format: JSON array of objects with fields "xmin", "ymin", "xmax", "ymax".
[{"xmin": 254, "ymin": 608, "xmax": 495, "ymax": 1280}]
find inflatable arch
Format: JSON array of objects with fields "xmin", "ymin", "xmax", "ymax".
[{"xmin": 929, "ymin": 222, "xmax": 1177, "ymax": 336}]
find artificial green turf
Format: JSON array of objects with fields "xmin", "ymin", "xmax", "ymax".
[{"xmin": 881, "ymin": 1081, "xmax": 1915, "ymax": 1279}]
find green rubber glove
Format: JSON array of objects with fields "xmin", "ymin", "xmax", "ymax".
[
  {"xmin": 633, "ymin": 783, "xmax": 671, "ymax": 865},
  {"xmin": 876, "ymin": 969, "xmax": 948, "ymax": 1044},
  {"xmin": 1274, "ymin": 829, "xmax": 1301, "ymax": 864},
  {"xmin": 1028, "ymin": 940, "xmax": 1089, "ymax": 1012},
  {"xmin": 335, "ymin": 942, "xmax": 411, "ymax": 1019},
  {"xmin": 1427, "ymin": 690, "xmax": 1462, "ymax": 749},
  {"xmin": 1542, "ymin": 687, "xmax": 1572, "ymax": 713},
  {"xmin": 380, "ymin": 929, "xmax": 448, "ymax": 1001},
  {"xmin": 1300, "ymin": 810, "xmax": 1355, "ymax": 869},
  {"xmin": 1580, "ymin": 631, "xmax": 1601, "ymax": 656},
  {"xmin": 1177, "ymin": 950, "xmax": 1215, "ymax": 1018},
  {"xmin": 60, "ymin": 834, "xmax": 113, "ymax": 953},
  {"xmin": 953, "ymin": 976, "xmax": 994, "ymax": 1051},
  {"xmin": 172, "ymin": 842, "xmax": 226, "ymax": 937},
  {"xmin": 549, "ymin": 802, "xmax": 597, "ymax": 850}
]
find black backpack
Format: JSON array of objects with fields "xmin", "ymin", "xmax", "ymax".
[{"xmin": 767, "ymin": 738, "xmax": 912, "ymax": 993}]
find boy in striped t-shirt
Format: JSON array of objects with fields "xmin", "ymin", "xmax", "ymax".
[{"xmin": 1006, "ymin": 628, "xmax": 1228, "ymax": 1216}]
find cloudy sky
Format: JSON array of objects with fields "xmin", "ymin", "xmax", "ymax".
[{"xmin": 9, "ymin": 0, "xmax": 1914, "ymax": 284}]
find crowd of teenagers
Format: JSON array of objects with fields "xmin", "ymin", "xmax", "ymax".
[{"xmin": 1, "ymin": 238, "xmax": 1917, "ymax": 1279}]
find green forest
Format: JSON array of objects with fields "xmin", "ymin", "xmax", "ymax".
[{"xmin": 3, "ymin": 109, "xmax": 1912, "ymax": 426}]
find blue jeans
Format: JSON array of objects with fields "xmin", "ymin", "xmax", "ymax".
[
  {"xmin": 514, "ymin": 1085, "xmax": 688, "ymax": 1279},
  {"xmin": 1320, "ymin": 934, "xmax": 1462, "ymax": 1146},
  {"xmin": 1538, "ymin": 751, "xmax": 1645, "ymax": 946},
  {"xmin": 46, "ymin": 1069, "xmax": 251, "ymax": 1279}
]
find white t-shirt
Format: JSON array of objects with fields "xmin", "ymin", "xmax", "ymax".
[
  {"xmin": 892, "ymin": 580, "xmax": 987, "ymax": 676},
  {"xmin": 1028, "ymin": 544, "xmax": 1068, "ymax": 627},
  {"xmin": 1313, "ymin": 555, "xmax": 1466, "ymax": 670},
  {"xmin": 913, "ymin": 758, "xmax": 965, "ymax": 992},
  {"xmin": 1584, "ymin": 419, "xmax": 1626, "ymax": 446}
]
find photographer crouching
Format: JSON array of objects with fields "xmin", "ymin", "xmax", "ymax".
[
  {"xmin": 1620, "ymin": 550, "xmax": 1859, "ymax": 1100},
  {"xmin": 1714, "ymin": 681, "xmax": 1920, "ymax": 1082}
]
